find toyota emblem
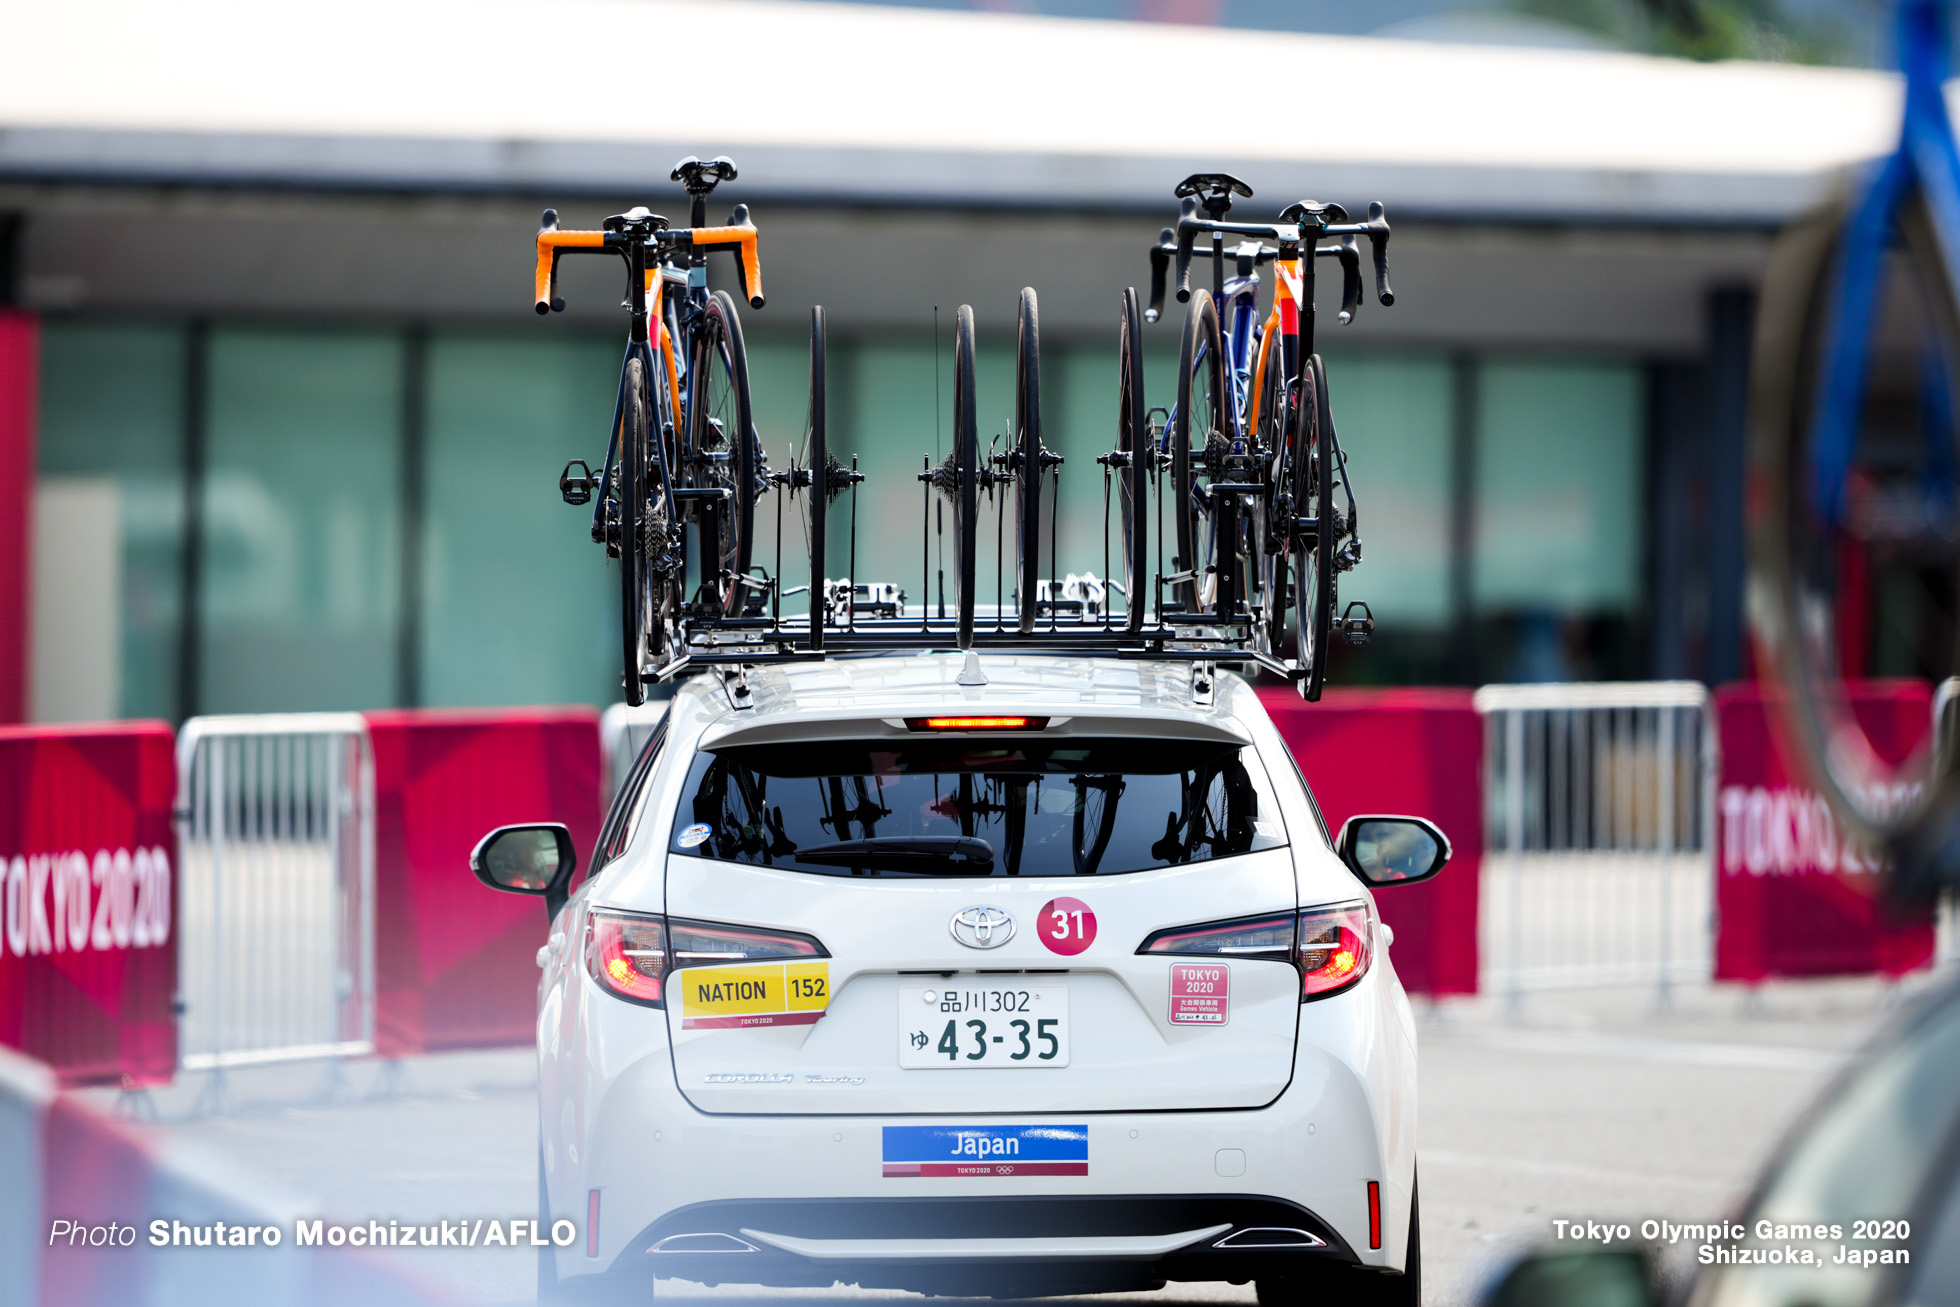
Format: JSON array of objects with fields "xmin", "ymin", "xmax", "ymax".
[{"xmin": 950, "ymin": 905, "xmax": 1016, "ymax": 950}]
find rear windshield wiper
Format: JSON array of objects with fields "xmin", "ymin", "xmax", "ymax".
[{"xmin": 794, "ymin": 836, "xmax": 995, "ymax": 873}]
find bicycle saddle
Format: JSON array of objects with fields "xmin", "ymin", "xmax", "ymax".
[
  {"xmin": 603, "ymin": 207, "xmax": 671, "ymax": 234},
  {"xmin": 1280, "ymin": 199, "xmax": 1349, "ymax": 225},
  {"xmin": 1175, "ymin": 172, "xmax": 1253, "ymax": 218},
  {"xmin": 672, "ymin": 156, "xmax": 738, "ymax": 196}
]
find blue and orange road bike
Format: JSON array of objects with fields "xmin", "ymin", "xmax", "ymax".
[
  {"xmin": 1752, "ymin": 0, "xmax": 1960, "ymax": 900},
  {"xmin": 535, "ymin": 156, "xmax": 768, "ymax": 705},
  {"xmin": 1125, "ymin": 173, "xmax": 1393, "ymax": 699}
]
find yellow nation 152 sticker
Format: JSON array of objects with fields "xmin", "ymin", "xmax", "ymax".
[{"xmin": 679, "ymin": 962, "xmax": 829, "ymax": 1030}]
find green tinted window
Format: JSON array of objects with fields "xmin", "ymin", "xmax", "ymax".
[
  {"xmin": 37, "ymin": 321, "xmax": 187, "ymax": 719},
  {"xmin": 1326, "ymin": 353, "xmax": 1453, "ymax": 626},
  {"xmin": 1474, "ymin": 358, "xmax": 1642, "ymax": 614},
  {"xmin": 419, "ymin": 332, "xmax": 618, "ymax": 706},
  {"xmin": 199, "ymin": 326, "xmax": 403, "ymax": 712}
]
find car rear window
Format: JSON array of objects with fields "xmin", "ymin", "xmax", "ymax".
[{"xmin": 669, "ymin": 737, "xmax": 1287, "ymax": 877}]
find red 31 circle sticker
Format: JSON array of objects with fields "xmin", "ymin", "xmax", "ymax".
[{"xmin": 1037, "ymin": 897, "xmax": 1097, "ymax": 956}]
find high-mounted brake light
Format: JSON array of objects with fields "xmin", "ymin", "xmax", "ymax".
[
  {"xmin": 905, "ymin": 716, "xmax": 1049, "ymax": 731},
  {"xmin": 584, "ymin": 911, "xmax": 828, "ymax": 1008}
]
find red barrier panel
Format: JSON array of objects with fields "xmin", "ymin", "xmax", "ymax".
[
  {"xmin": 1259, "ymin": 687, "xmax": 1481, "ymax": 996},
  {"xmin": 365, "ymin": 708, "xmax": 603, "ymax": 1057},
  {"xmin": 0, "ymin": 723, "xmax": 176, "ymax": 1087},
  {"xmin": 1713, "ymin": 682, "xmax": 1936, "ymax": 982},
  {"xmin": 0, "ymin": 311, "xmax": 36, "ymax": 725}
]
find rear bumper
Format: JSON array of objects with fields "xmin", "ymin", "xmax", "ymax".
[
  {"xmin": 617, "ymin": 1195, "xmax": 1358, "ymax": 1294},
  {"xmin": 551, "ymin": 1045, "xmax": 1405, "ymax": 1288},
  {"xmin": 545, "ymin": 951, "xmax": 1417, "ymax": 1288}
]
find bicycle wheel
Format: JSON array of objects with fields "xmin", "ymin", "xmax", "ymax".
[
  {"xmin": 1014, "ymin": 287, "xmax": 1043, "ymax": 634},
  {"xmin": 1752, "ymin": 188, "xmax": 1960, "ymax": 861},
  {"xmin": 804, "ymin": 306, "xmax": 828, "ymax": 648},
  {"xmin": 1252, "ymin": 330, "xmax": 1291, "ymax": 658},
  {"xmin": 951, "ymin": 305, "xmax": 980, "ymax": 649},
  {"xmin": 617, "ymin": 355, "xmax": 650, "ymax": 706},
  {"xmin": 1293, "ymin": 356, "xmax": 1336, "ymax": 700},
  {"xmin": 685, "ymin": 290, "xmax": 759, "ymax": 618},
  {"xmin": 1117, "ymin": 287, "xmax": 1150, "ymax": 632},
  {"xmin": 1071, "ymin": 776, "xmax": 1122, "ymax": 875},
  {"xmin": 1172, "ymin": 290, "xmax": 1229, "ymax": 617},
  {"xmin": 647, "ymin": 346, "xmax": 687, "ymax": 665}
]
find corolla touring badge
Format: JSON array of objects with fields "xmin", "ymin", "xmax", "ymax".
[{"xmin": 950, "ymin": 905, "xmax": 1015, "ymax": 949}]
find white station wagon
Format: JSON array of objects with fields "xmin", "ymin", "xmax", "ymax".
[{"xmin": 473, "ymin": 652, "xmax": 1448, "ymax": 1307}]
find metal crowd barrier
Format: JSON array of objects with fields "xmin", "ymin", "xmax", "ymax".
[
  {"xmin": 173, "ymin": 715, "xmax": 375, "ymax": 1104},
  {"xmin": 1474, "ymin": 682, "xmax": 1717, "ymax": 999}
]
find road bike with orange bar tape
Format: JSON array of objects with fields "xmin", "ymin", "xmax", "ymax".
[{"xmin": 537, "ymin": 156, "xmax": 769, "ymax": 705}]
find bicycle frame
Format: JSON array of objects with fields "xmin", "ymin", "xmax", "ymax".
[
  {"xmin": 589, "ymin": 249, "xmax": 687, "ymax": 549},
  {"xmin": 1809, "ymin": 0, "xmax": 1960, "ymax": 527}
]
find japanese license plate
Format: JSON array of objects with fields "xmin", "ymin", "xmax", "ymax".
[{"xmin": 898, "ymin": 982, "xmax": 1068, "ymax": 1068}]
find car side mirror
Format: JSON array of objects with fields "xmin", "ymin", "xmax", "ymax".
[
  {"xmin": 471, "ymin": 823, "xmax": 578, "ymax": 922},
  {"xmin": 1478, "ymin": 1246, "xmax": 1657, "ymax": 1307},
  {"xmin": 1335, "ymin": 814, "xmax": 1450, "ymax": 887}
]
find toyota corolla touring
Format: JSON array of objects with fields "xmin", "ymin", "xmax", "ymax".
[{"xmin": 472, "ymin": 652, "xmax": 1449, "ymax": 1307}]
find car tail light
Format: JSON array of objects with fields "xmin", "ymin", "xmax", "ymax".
[
  {"xmin": 905, "ymin": 716, "xmax": 1049, "ymax": 731},
  {"xmin": 1298, "ymin": 901, "xmax": 1372, "ymax": 1001},
  {"xmin": 585, "ymin": 912, "xmax": 829, "ymax": 1008},
  {"xmin": 668, "ymin": 917, "xmax": 828, "ymax": 968},
  {"xmin": 1136, "ymin": 912, "xmax": 1294, "ymax": 962},
  {"xmin": 585, "ymin": 911, "xmax": 669, "ymax": 1007},
  {"xmin": 1138, "ymin": 904, "xmax": 1372, "ymax": 1001}
]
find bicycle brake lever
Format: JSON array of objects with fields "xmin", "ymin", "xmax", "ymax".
[
  {"xmin": 1146, "ymin": 228, "xmax": 1174, "ymax": 323},
  {"xmin": 1333, "ymin": 237, "xmax": 1362, "ymax": 325},
  {"xmin": 1325, "ymin": 202, "xmax": 1393, "ymax": 306},
  {"xmin": 1365, "ymin": 203, "xmax": 1394, "ymax": 306},
  {"xmin": 1173, "ymin": 198, "xmax": 1200, "ymax": 305}
]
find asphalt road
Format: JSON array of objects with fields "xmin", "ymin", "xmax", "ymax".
[{"xmin": 85, "ymin": 975, "xmax": 1938, "ymax": 1307}]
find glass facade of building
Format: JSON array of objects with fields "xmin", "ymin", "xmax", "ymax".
[{"xmin": 32, "ymin": 317, "xmax": 1650, "ymax": 720}]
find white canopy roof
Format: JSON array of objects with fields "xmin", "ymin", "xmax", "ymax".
[{"xmin": 0, "ymin": 0, "xmax": 1915, "ymax": 221}]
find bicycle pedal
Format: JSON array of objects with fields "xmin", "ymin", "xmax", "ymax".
[
  {"xmin": 1339, "ymin": 599, "xmax": 1374, "ymax": 647},
  {"xmin": 559, "ymin": 459, "xmax": 596, "ymax": 506}
]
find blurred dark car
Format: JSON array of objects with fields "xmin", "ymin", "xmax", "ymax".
[{"xmin": 1483, "ymin": 972, "xmax": 1960, "ymax": 1307}]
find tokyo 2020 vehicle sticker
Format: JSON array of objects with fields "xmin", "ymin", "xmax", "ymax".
[
  {"xmin": 677, "ymin": 823, "xmax": 712, "ymax": 848},
  {"xmin": 678, "ymin": 963, "xmax": 829, "ymax": 1029},
  {"xmin": 1168, "ymin": 962, "xmax": 1229, "ymax": 1025},
  {"xmin": 1037, "ymin": 897, "xmax": 1096, "ymax": 955},
  {"xmin": 881, "ymin": 1124, "xmax": 1088, "ymax": 1177}
]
